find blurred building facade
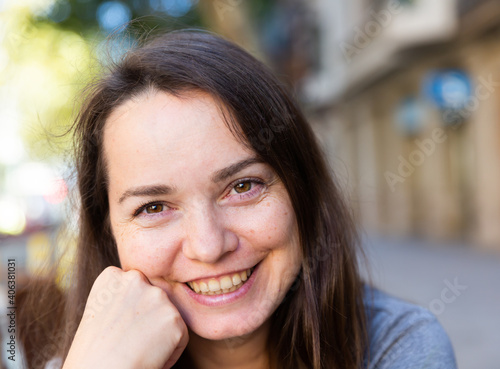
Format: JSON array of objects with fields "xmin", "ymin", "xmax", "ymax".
[{"xmin": 302, "ymin": 0, "xmax": 500, "ymax": 249}]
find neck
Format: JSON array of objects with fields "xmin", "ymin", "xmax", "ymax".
[{"xmin": 186, "ymin": 321, "xmax": 272, "ymax": 369}]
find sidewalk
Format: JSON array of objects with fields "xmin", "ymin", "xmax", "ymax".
[{"xmin": 361, "ymin": 234, "xmax": 500, "ymax": 369}]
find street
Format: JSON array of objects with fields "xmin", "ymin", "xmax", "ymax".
[{"xmin": 361, "ymin": 234, "xmax": 500, "ymax": 369}]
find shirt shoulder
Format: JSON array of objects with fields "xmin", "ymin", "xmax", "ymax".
[{"xmin": 363, "ymin": 285, "xmax": 457, "ymax": 369}]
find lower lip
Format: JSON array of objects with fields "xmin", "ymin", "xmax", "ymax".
[{"xmin": 183, "ymin": 263, "xmax": 260, "ymax": 307}]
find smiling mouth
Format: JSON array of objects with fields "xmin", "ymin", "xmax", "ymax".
[{"xmin": 186, "ymin": 267, "xmax": 255, "ymax": 295}]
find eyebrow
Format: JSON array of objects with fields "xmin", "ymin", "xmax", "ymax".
[
  {"xmin": 211, "ymin": 156, "xmax": 263, "ymax": 183},
  {"xmin": 118, "ymin": 184, "xmax": 174, "ymax": 204},
  {"xmin": 118, "ymin": 156, "xmax": 263, "ymax": 204}
]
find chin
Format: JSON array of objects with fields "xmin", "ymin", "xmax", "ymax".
[{"xmin": 187, "ymin": 308, "xmax": 270, "ymax": 341}]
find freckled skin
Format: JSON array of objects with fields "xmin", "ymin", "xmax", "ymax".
[{"xmin": 104, "ymin": 90, "xmax": 302, "ymax": 342}]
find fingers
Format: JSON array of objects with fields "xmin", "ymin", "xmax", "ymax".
[{"xmin": 63, "ymin": 267, "xmax": 189, "ymax": 369}]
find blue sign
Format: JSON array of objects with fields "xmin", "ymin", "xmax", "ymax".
[{"xmin": 423, "ymin": 69, "xmax": 473, "ymax": 110}]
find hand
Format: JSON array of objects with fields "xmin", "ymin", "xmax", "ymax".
[{"xmin": 62, "ymin": 266, "xmax": 188, "ymax": 369}]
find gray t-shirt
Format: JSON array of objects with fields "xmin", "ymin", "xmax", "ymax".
[{"xmin": 364, "ymin": 285, "xmax": 457, "ymax": 369}]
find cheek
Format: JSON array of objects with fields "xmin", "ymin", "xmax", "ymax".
[
  {"xmin": 114, "ymin": 225, "xmax": 179, "ymax": 275},
  {"xmin": 231, "ymin": 199, "xmax": 297, "ymax": 250}
]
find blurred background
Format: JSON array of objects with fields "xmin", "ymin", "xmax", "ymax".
[{"xmin": 0, "ymin": 0, "xmax": 499, "ymax": 368}]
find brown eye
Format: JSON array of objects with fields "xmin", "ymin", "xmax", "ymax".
[
  {"xmin": 146, "ymin": 204, "xmax": 164, "ymax": 213},
  {"xmin": 234, "ymin": 181, "xmax": 252, "ymax": 193}
]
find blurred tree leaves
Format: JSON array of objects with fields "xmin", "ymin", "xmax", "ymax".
[
  {"xmin": 17, "ymin": 25, "xmax": 94, "ymax": 161},
  {"xmin": 0, "ymin": 4, "xmax": 97, "ymax": 162},
  {"xmin": 0, "ymin": 0, "xmax": 276, "ymax": 162},
  {"xmin": 1, "ymin": 0, "xmax": 205, "ymax": 162},
  {"xmin": 35, "ymin": 0, "xmax": 204, "ymax": 36}
]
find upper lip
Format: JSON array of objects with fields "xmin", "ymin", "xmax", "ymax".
[{"xmin": 184, "ymin": 263, "xmax": 258, "ymax": 283}]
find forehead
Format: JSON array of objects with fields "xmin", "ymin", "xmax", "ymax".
[
  {"xmin": 103, "ymin": 90, "xmax": 256, "ymax": 190},
  {"xmin": 105, "ymin": 90, "xmax": 235, "ymax": 151}
]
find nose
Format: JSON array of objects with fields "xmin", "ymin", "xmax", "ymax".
[{"xmin": 182, "ymin": 203, "xmax": 238, "ymax": 263}]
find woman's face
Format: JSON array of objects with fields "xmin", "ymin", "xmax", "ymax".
[{"xmin": 104, "ymin": 90, "xmax": 302, "ymax": 340}]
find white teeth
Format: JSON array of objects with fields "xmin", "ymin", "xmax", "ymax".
[
  {"xmin": 199, "ymin": 282, "xmax": 209, "ymax": 293},
  {"xmin": 232, "ymin": 273, "xmax": 241, "ymax": 286},
  {"xmin": 192, "ymin": 281, "xmax": 200, "ymax": 293},
  {"xmin": 187, "ymin": 267, "xmax": 254, "ymax": 295},
  {"xmin": 220, "ymin": 276, "xmax": 232, "ymax": 289},
  {"xmin": 208, "ymin": 279, "xmax": 220, "ymax": 292}
]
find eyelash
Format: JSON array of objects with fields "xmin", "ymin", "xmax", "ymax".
[{"xmin": 132, "ymin": 178, "xmax": 265, "ymax": 217}]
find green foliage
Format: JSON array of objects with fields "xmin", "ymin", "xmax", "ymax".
[
  {"xmin": 1, "ymin": 6, "xmax": 97, "ymax": 161},
  {"xmin": 35, "ymin": 0, "xmax": 204, "ymax": 36},
  {"xmin": 1, "ymin": 0, "xmax": 274, "ymax": 162}
]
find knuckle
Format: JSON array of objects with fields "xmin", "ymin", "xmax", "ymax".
[
  {"xmin": 124, "ymin": 269, "xmax": 147, "ymax": 283},
  {"xmin": 160, "ymin": 307, "xmax": 181, "ymax": 325},
  {"xmin": 171, "ymin": 311, "xmax": 185, "ymax": 329},
  {"xmin": 148, "ymin": 285, "xmax": 167, "ymax": 301},
  {"xmin": 103, "ymin": 265, "xmax": 122, "ymax": 276},
  {"xmin": 97, "ymin": 266, "xmax": 122, "ymax": 283},
  {"xmin": 162, "ymin": 313, "xmax": 186, "ymax": 340}
]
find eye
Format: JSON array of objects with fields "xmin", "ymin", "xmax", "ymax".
[
  {"xmin": 226, "ymin": 178, "xmax": 265, "ymax": 200},
  {"xmin": 133, "ymin": 201, "xmax": 169, "ymax": 217},
  {"xmin": 145, "ymin": 204, "xmax": 164, "ymax": 214},
  {"xmin": 233, "ymin": 181, "xmax": 252, "ymax": 194}
]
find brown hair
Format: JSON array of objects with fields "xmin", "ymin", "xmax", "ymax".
[{"xmin": 24, "ymin": 30, "xmax": 367, "ymax": 369}]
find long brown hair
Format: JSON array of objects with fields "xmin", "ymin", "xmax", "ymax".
[{"xmin": 25, "ymin": 30, "xmax": 367, "ymax": 369}]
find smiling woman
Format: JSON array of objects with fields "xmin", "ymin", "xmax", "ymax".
[
  {"xmin": 18, "ymin": 30, "xmax": 457, "ymax": 369},
  {"xmin": 104, "ymin": 89, "xmax": 302, "ymax": 343}
]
